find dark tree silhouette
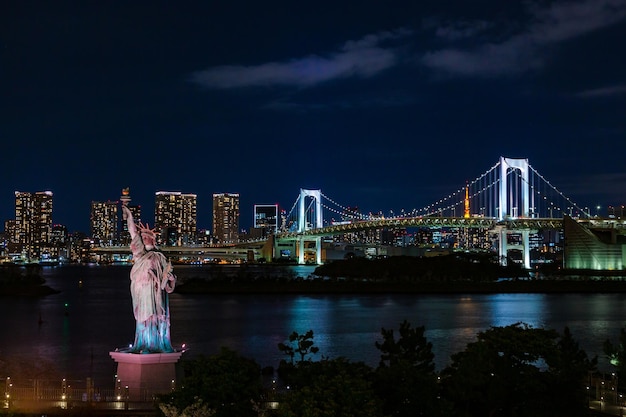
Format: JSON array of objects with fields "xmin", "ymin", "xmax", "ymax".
[
  {"xmin": 374, "ymin": 320, "xmax": 447, "ymax": 416},
  {"xmin": 276, "ymin": 358, "xmax": 382, "ymax": 417},
  {"xmin": 277, "ymin": 330, "xmax": 319, "ymax": 364},
  {"xmin": 441, "ymin": 322, "xmax": 595, "ymax": 417},
  {"xmin": 158, "ymin": 347, "xmax": 262, "ymax": 417}
]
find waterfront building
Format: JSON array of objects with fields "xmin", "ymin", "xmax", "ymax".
[
  {"xmin": 50, "ymin": 224, "xmax": 68, "ymax": 246},
  {"xmin": 155, "ymin": 191, "xmax": 197, "ymax": 246},
  {"xmin": 380, "ymin": 228, "xmax": 408, "ymax": 246},
  {"xmin": 4, "ymin": 220, "xmax": 17, "ymax": 255},
  {"xmin": 279, "ymin": 209, "xmax": 288, "ymax": 233},
  {"xmin": 466, "ymin": 227, "xmax": 492, "ymax": 250},
  {"xmin": 196, "ymin": 229, "xmax": 211, "ymax": 245},
  {"xmin": 563, "ymin": 215, "xmax": 626, "ymax": 270},
  {"xmin": 213, "ymin": 193, "xmax": 240, "ymax": 244},
  {"xmin": 13, "ymin": 191, "xmax": 53, "ymax": 260},
  {"xmin": 254, "ymin": 204, "xmax": 278, "ymax": 237},
  {"xmin": 90, "ymin": 201, "xmax": 118, "ymax": 246},
  {"xmin": 49, "ymin": 224, "xmax": 69, "ymax": 262}
]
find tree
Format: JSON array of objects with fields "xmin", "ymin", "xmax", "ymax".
[
  {"xmin": 376, "ymin": 319, "xmax": 435, "ymax": 370},
  {"xmin": 275, "ymin": 329, "xmax": 382, "ymax": 417},
  {"xmin": 277, "ymin": 330, "xmax": 321, "ymax": 391},
  {"xmin": 441, "ymin": 322, "xmax": 595, "ymax": 417},
  {"xmin": 547, "ymin": 327, "xmax": 597, "ymax": 415},
  {"xmin": 374, "ymin": 320, "xmax": 446, "ymax": 416},
  {"xmin": 277, "ymin": 330, "xmax": 319, "ymax": 364},
  {"xmin": 276, "ymin": 358, "xmax": 382, "ymax": 417},
  {"xmin": 158, "ymin": 347, "xmax": 262, "ymax": 417}
]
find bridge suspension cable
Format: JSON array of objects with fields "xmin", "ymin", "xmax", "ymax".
[
  {"xmin": 404, "ymin": 161, "xmax": 501, "ymax": 218},
  {"xmin": 527, "ymin": 164, "xmax": 591, "ymax": 218},
  {"xmin": 289, "ymin": 157, "xmax": 591, "ymax": 230},
  {"xmin": 320, "ymin": 192, "xmax": 369, "ymax": 220}
]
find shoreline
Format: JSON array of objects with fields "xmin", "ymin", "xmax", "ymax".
[
  {"xmin": 6, "ymin": 279, "xmax": 626, "ymax": 297},
  {"xmin": 174, "ymin": 278, "xmax": 626, "ymax": 295}
]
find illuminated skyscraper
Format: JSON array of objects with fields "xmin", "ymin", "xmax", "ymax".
[
  {"xmin": 90, "ymin": 201, "xmax": 118, "ymax": 246},
  {"xmin": 155, "ymin": 191, "xmax": 197, "ymax": 246},
  {"xmin": 213, "ymin": 193, "xmax": 240, "ymax": 244},
  {"xmin": 13, "ymin": 191, "xmax": 53, "ymax": 259},
  {"xmin": 254, "ymin": 204, "xmax": 279, "ymax": 236}
]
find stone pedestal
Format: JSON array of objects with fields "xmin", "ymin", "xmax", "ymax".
[{"xmin": 109, "ymin": 351, "xmax": 184, "ymax": 401}]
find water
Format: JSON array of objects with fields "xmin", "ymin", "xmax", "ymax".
[{"xmin": 1, "ymin": 264, "xmax": 625, "ymax": 388}]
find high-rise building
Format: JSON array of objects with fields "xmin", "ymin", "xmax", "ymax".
[
  {"xmin": 90, "ymin": 201, "xmax": 119, "ymax": 246},
  {"xmin": 213, "ymin": 193, "xmax": 240, "ymax": 244},
  {"xmin": 254, "ymin": 204, "xmax": 279, "ymax": 237},
  {"xmin": 50, "ymin": 224, "xmax": 69, "ymax": 262},
  {"xmin": 13, "ymin": 191, "xmax": 53, "ymax": 259},
  {"xmin": 279, "ymin": 209, "xmax": 288, "ymax": 232},
  {"xmin": 155, "ymin": 191, "xmax": 197, "ymax": 246},
  {"xmin": 4, "ymin": 220, "xmax": 17, "ymax": 253}
]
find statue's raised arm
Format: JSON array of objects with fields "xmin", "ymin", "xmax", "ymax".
[{"xmin": 121, "ymin": 204, "xmax": 137, "ymax": 240}]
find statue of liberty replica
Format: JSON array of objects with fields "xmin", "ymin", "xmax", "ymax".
[
  {"xmin": 111, "ymin": 192, "xmax": 182, "ymax": 400},
  {"xmin": 121, "ymin": 203, "xmax": 176, "ymax": 353}
]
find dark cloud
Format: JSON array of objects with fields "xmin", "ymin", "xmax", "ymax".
[
  {"xmin": 575, "ymin": 84, "xmax": 626, "ymax": 98},
  {"xmin": 421, "ymin": 0, "xmax": 626, "ymax": 77},
  {"xmin": 189, "ymin": 29, "xmax": 410, "ymax": 89}
]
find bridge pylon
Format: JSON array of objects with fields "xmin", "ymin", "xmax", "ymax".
[
  {"xmin": 297, "ymin": 189, "xmax": 322, "ymax": 265},
  {"xmin": 498, "ymin": 157, "xmax": 531, "ymax": 268},
  {"xmin": 498, "ymin": 157, "xmax": 530, "ymax": 220}
]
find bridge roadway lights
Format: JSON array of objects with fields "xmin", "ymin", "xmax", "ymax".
[
  {"xmin": 93, "ymin": 216, "xmax": 574, "ymax": 268},
  {"xmin": 91, "ymin": 245, "xmax": 267, "ymax": 264}
]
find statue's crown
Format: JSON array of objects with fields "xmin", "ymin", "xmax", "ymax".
[{"xmin": 138, "ymin": 222, "xmax": 158, "ymax": 239}]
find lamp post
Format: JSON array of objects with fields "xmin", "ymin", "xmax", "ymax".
[
  {"xmin": 4, "ymin": 377, "xmax": 11, "ymax": 409},
  {"xmin": 612, "ymin": 372, "xmax": 619, "ymax": 406}
]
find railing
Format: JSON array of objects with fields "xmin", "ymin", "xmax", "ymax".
[{"xmin": 3, "ymin": 377, "xmax": 160, "ymax": 412}]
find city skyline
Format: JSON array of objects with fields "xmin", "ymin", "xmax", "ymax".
[
  {"xmin": 2, "ymin": 0, "xmax": 625, "ymax": 233},
  {"xmin": 5, "ymin": 188, "xmax": 253, "ymax": 235}
]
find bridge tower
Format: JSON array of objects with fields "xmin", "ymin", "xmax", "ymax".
[
  {"xmin": 297, "ymin": 189, "xmax": 322, "ymax": 264},
  {"xmin": 498, "ymin": 157, "xmax": 530, "ymax": 220},
  {"xmin": 497, "ymin": 157, "xmax": 531, "ymax": 269}
]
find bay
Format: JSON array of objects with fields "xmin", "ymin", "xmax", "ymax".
[{"xmin": 0, "ymin": 264, "xmax": 624, "ymax": 388}]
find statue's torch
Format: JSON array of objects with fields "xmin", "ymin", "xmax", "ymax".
[{"xmin": 120, "ymin": 187, "xmax": 131, "ymax": 220}]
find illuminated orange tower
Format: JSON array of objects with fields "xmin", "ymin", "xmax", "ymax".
[{"xmin": 464, "ymin": 182, "xmax": 470, "ymax": 218}]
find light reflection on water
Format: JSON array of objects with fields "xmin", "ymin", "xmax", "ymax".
[{"xmin": 0, "ymin": 265, "xmax": 624, "ymax": 388}]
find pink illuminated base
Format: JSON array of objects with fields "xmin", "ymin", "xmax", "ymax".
[
  {"xmin": 110, "ymin": 351, "xmax": 183, "ymax": 364},
  {"xmin": 109, "ymin": 351, "xmax": 185, "ymax": 401}
]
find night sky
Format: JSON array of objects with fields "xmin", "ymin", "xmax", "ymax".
[{"xmin": 2, "ymin": 0, "xmax": 625, "ymax": 234}]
